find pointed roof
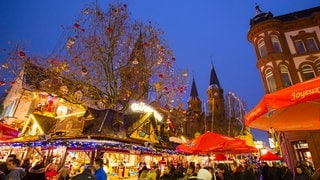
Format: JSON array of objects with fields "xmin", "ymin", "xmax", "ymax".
[
  {"xmin": 190, "ymin": 78, "xmax": 199, "ymax": 97},
  {"xmin": 209, "ymin": 65, "xmax": 221, "ymax": 88},
  {"xmin": 129, "ymin": 32, "xmax": 145, "ymax": 64}
]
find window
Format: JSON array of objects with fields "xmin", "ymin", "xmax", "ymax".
[
  {"xmin": 265, "ymin": 68, "xmax": 277, "ymax": 92},
  {"xmin": 292, "ymin": 31, "xmax": 320, "ymax": 54},
  {"xmin": 258, "ymin": 39, "xmax": 268, "ymax": 58},
  {"xmin": 271, "ymin": 35, "xmax": 282, "ymax": 53},
  {"xmin": 301, "ymin": 65, "xmax": 315, "ymax": 80},
  {"xmin": 294, "ymin": 40, "xmax": 307, "ymax": 54},
  {"xmin": 280, "ymin": 65, "xmax": 292, "ymax": 87},
  {"xmin": 306, "ymin": 37, "xmax": 319, "ymax": 52}
]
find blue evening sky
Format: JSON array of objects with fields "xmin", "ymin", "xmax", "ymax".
[{"xmin": 1, "ymin": 0, "xmax": 319, "ymax": 143}]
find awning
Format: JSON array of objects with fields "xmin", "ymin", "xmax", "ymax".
[
  {"xmin": 0, "ymin": 123, "xmax": 19, "ymax": 140},
  {"xmin": 245, "ymin": 76, "xmax": 320, "ymax": 131}
]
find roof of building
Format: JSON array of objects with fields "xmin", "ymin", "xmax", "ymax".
[
  {"xmin": 209, "ymin": 65, "xmax": 221, "ymax": 88},
  {"xmin": 249, "ymin": 5, "xmax": 320, "ymax": 27}
]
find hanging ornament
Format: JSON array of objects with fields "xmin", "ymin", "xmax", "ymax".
[
  {"xmin": 160, "ymin": 46, "xmax": 165, "ymax": 53},
  {"xmin": 1, "ymin": 64, "xmax": 8, "ymax": 69},
  {"xmin": 0, "ymin": 80, "xmax": 6, "ymax": 86},
  {"xmin": 163, "ymin": 86, "xmax": 168, "ymax": 91},
  {"xmin": 143, "ymin": 42, "xmax": 149, "ymax": 47},
  {"xmin": 158, "ymin": 74, "xmax": 163, "ymax": 78},
  {"xmin": 132, "ymin": 58, "xmax": 139, "ymax": 65},
  {"xmin": 50, "ymin": 59, "xmax": 61, "ymax": 65},
  {"xmin": 106, "ymin": 27, "xmax": 113, "ymax": 33},
  {"xmin": 81, "ymin": 67, "xmax": 88, "ymax": 76},
  {"xmin": 81, "ymin": 28, "xmax": 85, "ymax": 32},
  {"xmin": 83, "ymin": 8, "xmax": 89, "ymax": 14},
  {"xmin": 10, "ymin": 81, "xmax": 15, "ymax": 86},
  {"xmin": 18, "ymin": 51, "xmax": 26, "ymax": 58},
  {"xmin": 182, "ymin": 70, "xmax": 188, "ymax": 77},
  {"xmin": 67, "ymin": 38, "xmax": 75, "ymax": 48},
  {"xmin": 123, "ymin": 4, "xmax": 127, "ymax": 8},
  {"xmin": 74, "ymin": 23, "xmax": 80, "ymax": 28}
]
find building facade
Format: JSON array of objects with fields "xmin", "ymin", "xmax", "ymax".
[{"xmin": 248, "ymin": 5, "xmax": 320, "ymax": 170}]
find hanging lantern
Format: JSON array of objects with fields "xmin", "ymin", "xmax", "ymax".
[
  {"xmin": 81, "ymin": 67, "xmax": 88, "ymax": 76},
  {"xmin": 1, "ymin": 64, "xmax": 8, "ymax": 69},
  {"xmin": 132, "ymin": 58, "xmax": 139, "ymax": 65},
  {"xmin": 67, "ymin": 38, "xmax": 75, "ymax": 49},
  {"xmin": 182, "ymin": 70, "xmax": 188, "ymax": 77},
  {"xmin": 0, "ymin": 80, "xmax": 5, "ymax": 86},
  {"xmin": 18, "ymin": 51, "xmax": 26, "ymax": 58}
]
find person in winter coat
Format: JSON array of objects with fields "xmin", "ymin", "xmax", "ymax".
[
  {"xmin": 24, "ymin": 161, "xmax": 46, "ymax": 180},
  {"xmin": 72, "ymin": 165, "xmax": 96, "ymax": 180},
  {"xmin": 6, "ymin": 159, "xmax": 26, "ymax": 180}
]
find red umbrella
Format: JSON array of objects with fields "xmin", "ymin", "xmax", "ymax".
[
  {"xmin": 259, "ymin": 151, "xmax": 283, "ymax": 161},
  {"xmin": 214, "ymin": 153, "xmax": 227, "ymax": 161},
  {"xmin": 176, "ymin": 132, "xmax": 246, "ymax": 154},
  {"xmin": 245, "ymin": 76, "xmax": 320, "ymax": 131}
]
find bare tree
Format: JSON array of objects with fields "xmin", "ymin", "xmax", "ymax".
[{"xmin": 1, "ymin": 2, "xmax": 188, "ymax": 112}]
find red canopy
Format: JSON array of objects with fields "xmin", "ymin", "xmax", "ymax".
[
  {"xmin": 176, "ymin": 131, "xmax": 251, "ymax": 154},
  {"xmin": 0, "ymin": 123, "xmax": 19, "ymax": 140},
  {"xmin": 245, "ymin": 76, "xmax": 320, "ymax": 131},
  {"xmin": 259, "ymin": 151, "xmax": 283, "ymax": 161}
]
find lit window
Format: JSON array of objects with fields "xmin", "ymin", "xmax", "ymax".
[
  {"xmin": 271, "ymin": 35, "xmax": 282, "ymax": 53},
  {"xmin": 265, "ymin": 68, "xmax": 277, "ymax": 92},
  {"xmin": 258, "ymin": 39, "xmax": 268, "ymax": 58},
  {"xmin": 302, "ymin": 65, "xmax": 315, "ymax": 80},
  {"xmin": 280, "ymin": 65, "xmax": 292, "ymax": 87},
  {"xmin": 294, "ymin": 40, "xmax": 307, "ymax": 54},
  {"xmin": 306, "ymin": 37, "xmax": 319, "ymax": 52}
]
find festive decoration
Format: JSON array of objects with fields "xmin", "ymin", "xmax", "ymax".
[
  {"xmin": 18, "ymin": 51, "xmax": 26, "ymax": 58},
  {"xmin": 0, "ymin": 80, "xmax": 6, "ymax": 86}
]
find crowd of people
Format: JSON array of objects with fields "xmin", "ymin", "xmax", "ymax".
[
  {"xmin": 0, "ymin": 153, "xmax": 319, "ymax": 180},
  {"xmin": 0, "ymin": 154, "xmax": 107, "ymax": 180},
  {"xmin": 137, "ymin": 160, "xmax": 319, "ymax": 180}
]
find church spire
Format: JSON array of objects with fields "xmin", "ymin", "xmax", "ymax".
[
  {"xmin": 209, "ymin": 65, "xmax": 221, "ymax": 88},
  {"xmin": 190, "ymin": 78, "xmax": 199, "ymax": 98}
]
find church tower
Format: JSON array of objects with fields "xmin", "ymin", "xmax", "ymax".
[
  {"xmin": 206, "ymin": 65, "xmax": 225, "ymax": 122},
  {"xmin": 187, "ymin": 78, "xmax": 202, "ymax": 113},
  {"xmin": 120, "ymin": 32, "xmax": 150, "ymax": 101},
  {"xmin": 185, "ymin": 78, "xmax": 203, "ymax": 138}
]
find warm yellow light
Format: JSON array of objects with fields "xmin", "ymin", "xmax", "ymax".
[
  {"xmin": 54, "ymin": 111, "xmax": 86, "ymax": 119},
  {"xmin": 130, "ymin": 102, "xmax": 163, "ymax": 121}
]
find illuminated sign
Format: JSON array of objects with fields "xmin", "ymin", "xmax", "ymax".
[{"xmin": 130, "ymin": 102, "xmax": 163, "ymax": 121}]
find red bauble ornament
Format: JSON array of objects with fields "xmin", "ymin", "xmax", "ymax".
[
  {"xmin": 74, "ymin": 23, "xmax": 80, "ymax": 28},
  {"xmin": 10, "ymin": 81, "xmax": 15, "ymax": 86},
  {"xmin": 0, "ymin": 80, "xmax": 5, "ymax": 86},
  {"xmin": 172, "ymin": 57, "xmax": 176, "ymax": 61},
  {"xmin": 106, "ymin": 27, "xmax": 113, "ymax": 33},
  {"xmin": 158, "ymin": 74, "xmax": 163, "ymax": 78},
  {"xmin": 143, "ymin": 42, "xmax": 149, "ymax": 47},
  {"xmin": 18, "ymin": 51, "xmax": 26, "ymax": 58},
  {"xmin": 81, "ymin": 28, "xmax": 85, "ymax": 32},
  {"xmin": 163, "ymin": 87, "xmax": 168, "ymax": 91}
]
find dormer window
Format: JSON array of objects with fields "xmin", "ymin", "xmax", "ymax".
[
  {"xmin": 258, "ymin": 39, "xmax": 268, "ymax": 58},
  {"xmin": 271, "ymin": 35, "xmax": 282, "ymax": 53}
]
